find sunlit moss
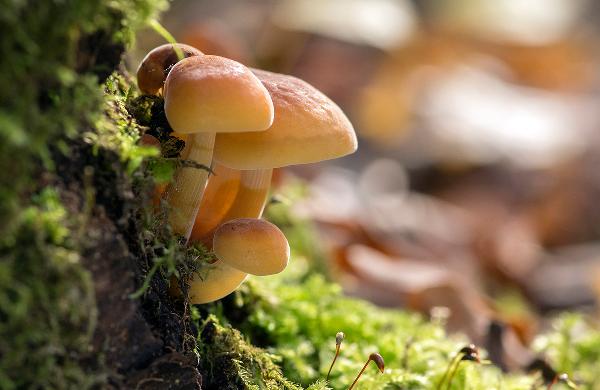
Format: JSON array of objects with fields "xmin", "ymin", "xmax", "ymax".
[
  {"xmin": 533, "ymin": 314, "xmax": 600, "ymax": 388},
  {"xmin": 209, "ymin": 197, "xmax": 600, "ymax": 389},
  {"xmin": 197, "ymin": 314, "xmax": 303, "ymax": 390}
]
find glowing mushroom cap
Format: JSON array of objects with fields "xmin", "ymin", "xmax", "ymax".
[
  {"xmin": 213, "ymin": 69, "xmax": 358, "ymax": 169},
  {"xmin": 136, "ymin": 43, "xmax": 203, "ymax": 95},
  {"xmin": 188, "ymin": 262, "xmax": 247, "ymax": 304},
  {"xmin": 213, "ymin": 218, "xmax": 290, "ymax": 276},
  {"xmin": 163, "ymin": 55, "xmax": 274, "ymax": 134}
]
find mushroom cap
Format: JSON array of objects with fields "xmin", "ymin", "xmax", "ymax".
[
  {"xmin": 213, "ymin": 218, "xmax": 290, "ymax": 276},
  {"xmin": 164, "ymin": 55, "xmax": 274, "ymax": 134},
  {"xmin": 136, "ymin": 43, "xmax": 203, "ymax": 95},
  {"xmin": 213, "ymin": 69, "xmax": 357, "ymax": 169},
  {"xmin": 188, "ymin": 261, "xmax": 247, "ymax": 304}
]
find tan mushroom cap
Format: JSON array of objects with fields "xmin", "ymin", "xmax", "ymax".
[
  {"xmin": 164, "ymin": 55, "xmax": 274, "ymax": 134},
  {"xmin": 213, "ymin": 218, "xmax": 290, "ymax": 276},
  {"xmin": 188, "ymin": 262, "xmax": 247, "ymax": 304},
  {"xmin": 213, "ymin": 69, "xmax": 357, "ymax": 169},
  {"xmin": 136, "ymin": 43, "xmax": 203, "ymax": 95}
]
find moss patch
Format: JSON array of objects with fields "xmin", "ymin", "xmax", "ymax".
[
  {"xmin": 0, "ymin": 189, "xmax": 98, "ymax": 389},
  {"xmin": 0, "ymin": 0, "xmax": 166, "ymax": 230},
  {"xmin": 197, "ymin": 314, "xmax": 303, "ymax": 390}
]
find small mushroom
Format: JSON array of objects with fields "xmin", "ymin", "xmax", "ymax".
[
  {"xmin": 188, "ymin": 261, "xmax": 247, "ymax": 304},
  {"xmin": 212, "ymin": 218, "xmax": 289, "ymax": 276},
  {"xmin": 163, "ymin": 55, "xmax": 274, "ymax": 237},
  {"xmin": 136, "ymin": 43, "xmax": 203, "ymax": 95}
]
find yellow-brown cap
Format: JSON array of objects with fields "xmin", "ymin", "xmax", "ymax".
[
  {"xmin": 213, "ymin": 218, "xmax": 290, "ymax": 276},
  {"xmin": 213, "ymin": 69, "xmax": 357, "ymax": 169},
  {"xmin": 136, "ymin": 43, "xmax": 203, "ymax": 95},
  {"xmin": 164, "ymin": 55, "xmax": 274, "ymax": 134},
  {"xmin": 188, "ymin": 262, "xmax": 247, "ymax": 304}
]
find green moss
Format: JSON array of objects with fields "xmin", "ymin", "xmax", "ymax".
[
  {"xmin": 0, "ymin": 0, "xmax": 166, "ymax": 231},
  {"xmin": 210, "ymin": 262, "xmax": 594, "ymax": 389},
  {"xmin": 533, "ymin": 314, "xmax": 600, "ymax": 388},
  {"xmin": 92, "ymin": 74, "xmax": 160, "ymax": 174},
  {"xmin": 0, "ymin": 189, "xmax": 98, "ymax": 389},
  {"xmin": 0, "ymin": 0, "xmax": 168, "ymax": 388},
  {"xmin": 204, "ymin": 198, "xmax": 600, "ymax": 389},
  {"xmin": 197, "ymin": 314, "xmax": 303, "ymax": 390},
  {"xmin": 227, "ymin": 269, "xmax": 531, "ymax": 390}
]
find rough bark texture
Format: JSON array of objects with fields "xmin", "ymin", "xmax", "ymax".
[{"xmin": 49, "ymin": 115, "xmax": 204, "ymax": 388}]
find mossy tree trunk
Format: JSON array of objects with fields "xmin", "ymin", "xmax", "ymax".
[{"xmin": 0, "ymin": 1, "xmax": 207, "ymax": 388}]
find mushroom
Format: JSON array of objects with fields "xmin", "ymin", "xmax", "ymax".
[
  {"xmin": 163, "ymin": 55, "xmax": 274, "ymax": 237},
  {"xmin": 188, "ymin": 69, "xmax": 357, "ymax": 243},
  {"xmin": 136, "ymin": 43, "xmax": 203, "ymax": 95},
  {"xmin": 140, "ymin": 57, "xmax": 356, "ymax": 244},
  {"xmin": 188, "ymin": 260, "xmax": 247, "ymax": 304},
  {"xmin": 187, "ymin": 218, "xmax": 288, "ymax": 304},
  {"xmin": 214, "ymin": 69, "xmax": 357, "ymax": 170},
  {"xmin": 212, "ymin": 218, "xmax": 289, "ymax": 276}
]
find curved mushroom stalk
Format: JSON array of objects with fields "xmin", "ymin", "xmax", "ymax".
[
  {"xmin": 189, "ymin": 163, "xmax": 242, "ymax": 241},
  {"xmin": 166, "ymin": 132, "xmax": 215, "ymax": 238},
  {"xmin": 189, "ymin": 165, "xmax": 272, "ymax": 245},
  {"xmin": 188, "ymin": 261, "xmax": 247, "ymax": 304},
  {"xmin": 226, "ymin": 168, "xmax": 272, "ymax": 220}
]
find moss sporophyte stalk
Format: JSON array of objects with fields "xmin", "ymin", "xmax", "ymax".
[{"xmin": 326, "ymin": 332, "xmax": 345, "ymax": 380}]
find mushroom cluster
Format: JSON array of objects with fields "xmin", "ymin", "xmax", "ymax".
[{"xmin": 137, "ymin": 43, "xmax": 357, "ymax": 304}]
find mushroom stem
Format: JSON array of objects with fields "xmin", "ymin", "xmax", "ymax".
[
  {"xmin": 189, "ymin": 165, "xmax": 272, "ymax": 245},
  {"xmin": 166, "ymin": 132, "xmax": 215, "ymax": 239},
  {"xmin": 190, "ymin": 163, "xmax": 242, "ymax": 242},
  {"xmin": 227, "ymin": 168, "xmax": 273, "ymax": 218}
]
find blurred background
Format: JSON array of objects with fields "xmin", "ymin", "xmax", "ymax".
[{"xmin": 134, "ymin": 0, "xmax": 600, "ymax": 369}]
